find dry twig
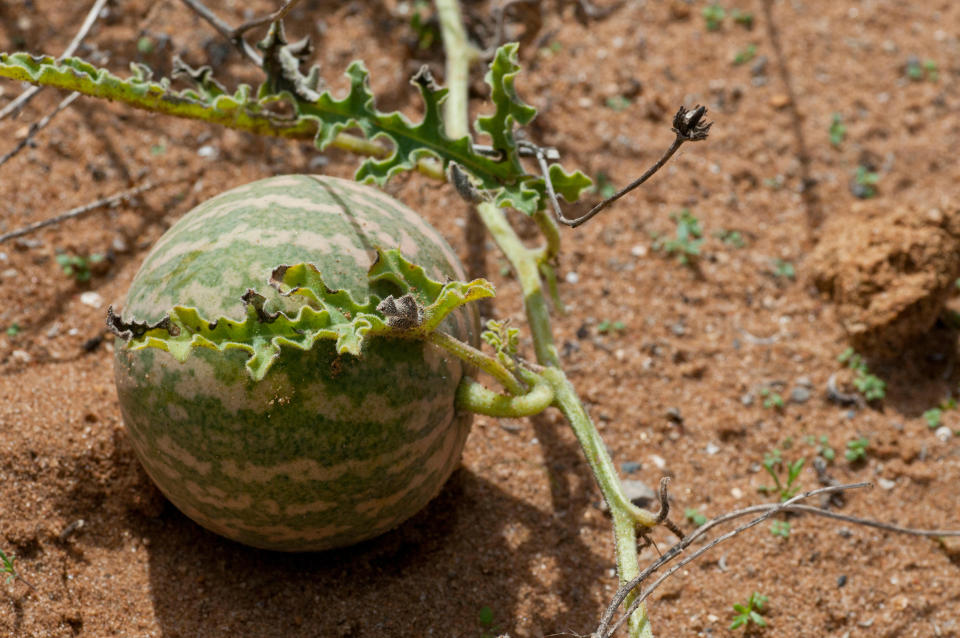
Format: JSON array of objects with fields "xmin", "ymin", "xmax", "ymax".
[
  {"xmin": 0, "ymin": 91, "xmax": 80, "ymax": 168},
  {"xmin": 179, "ymin": 0, "xmax": 305, "ymax": 68},
  {"xmin": 0, "ymin": 181, "xmax": 165, "ymax": 245},
  {"xmin": 596, "ymin": 481, "xmax": 960, "ymax": 637}
]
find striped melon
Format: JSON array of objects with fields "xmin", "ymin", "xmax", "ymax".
[{"xmin": 113, "ymin": 175, "xmax": 478, "ymax": 551}]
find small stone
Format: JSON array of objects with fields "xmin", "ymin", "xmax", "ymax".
[
  {"xmin": 565, "ymin": 271, "xmax": 580, "ymax": 284},
  {"xmin": 730, "ymin": 487, "xmax": 743, "ymax": 499},
  {"xmin": 790, "ymin": 386, "xmax": 812, "ymax": 403},
  {"xmin": 308, "ymin": 155, "xmax": 329, "ymax": 170},
  {"xmin": 196, "ymin": 144, "xmax": 219, "ymax": 159},
  {"xmin": 80, "ymin": 291, "xmax": 104, "ymax": 308},
  {"xmin": 838, "ymin": 528, "xmax": 852, "ymax": 538},
  {"xmin": 795, "ymin": 376, "xmax": 813, "ymax": 388},
  {"xmin": 622, "ymin": 479, "xmax": 657, "ymax": 507},
  {"xmin": 837, "ymin": 574, "xmax": 848, "ymax": 588},
  {"xmin": 665, "ymin": 407, "xmax": 683, "ymax": 423},
  {"xmin": 934, "ymin": 426, "xmax": 952, "ymax": 442},
  {"xmin": 630, "ymin": 244, "xmax": 647, "ymax": 257},
  {"xmin": 706, "ymin": 614, "xmax": 719, "ymax": 623},
  {"xmin": 621, "ymin": 461, "xmax": 642, "ymax": 474},
  {"xmin": 669, "ymin": 1, "xmax": 691, "ymax": 19},
  {"xmin": 46, "ymin": 322, "xmax": 61, "ymax": 338},
  {"xmin": 649, "ymin": 454, "xmax": 666, "ymax": 470},
  {"xmin": 11, "ymin": 349, "xmax": 31, "ymax": 363},
  {"xmin": 769, "ymin": 94, "xmax": 791, "ymax": 109},
  {"xmin": 877, "ymin": 477, "xmax": 896, "ymax": 490},
  {"xmin": 741, "ymin": 393, "xmax": 754, "ymax": 406},
  {"xmin": 111, "ymin": 237, "xmax": 130, "ymax": 254},
  {"xmin": 750, "ymin": 55, "xmax": 768, "ymax": 76},
  {"xmin": 1, "ymin": 268, "xmax": 17, "ymax": 279},
  {"xmin": 670, "ymin": 322, "xmax": 686, "ymax": 336},
  {"xmin": 705, "ymin": 442, "xmax": 720, "ymax": 455}
]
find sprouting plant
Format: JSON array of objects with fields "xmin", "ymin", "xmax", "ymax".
[
  {"xmin": 853, "ymin": 165, "xmax": 879, "ymax": 199},
  {"xmin": 0, "ymin": 547, "xmax": 34, "ymax": 592},
  {"xmin": 733, "ymin": 44, "xmax": 757, "ymax": 65},
  {"xmin": 5, "ymin": 322, "xmax": 20, "ymax": 337},
  {"xmin": 593, "ymin": 172, "xmax": 618, "ymax": 199},
  {"xmin": 654, "ymin": 209, "xmax": 703, "ymax": 265},
  {"xmin": 837, "ymin": 348, "xmax": 886, "ymax": 401},
  {"xmin": 770, "ymin": 520, "xmax": 791, "ymax": 538},
  {"xmin": 905, "ymin": 57, "xmax": 938, "ymax": 82},
  {"xmin": 729, "ymin": 592, "xmax": 768, "ymax": 630},
  {"xmin": 605, "ymin": 95, "xmax": 631, "ymax": 112},
  {"xmin": 924, "ymin": 408, "xmax": 943, "ymax": 429},
  {"xmin": 771, "ymin": 258, "xmax": 795, "ymax": 280},
  {"xmin": 731, "ymin": 8, "xmax": 754, "ymax": 28},
  {"xmin": 409, "ymin": 0, "xmax": 438, "ymax": 50},
  {"xmin": 596, "ymin": 319, "xmax": 626, "ymax": 335},
  {"xmin": 685, "ymin": 508, "xmax": 708, "ymax": 527},
  {"xmin": 713, "ymin": 228, "xmax": 745, "ymax": 248},
  {"xmin": 760, "ymin": 388, "xmax": 784, "ymax": 410},
  {"xmin": 806, "ymin": 435, "xmax": 835, "ymax": 462},
  {"xmin": 758, "ymin": 450, "xmax": 804, "ymax": 501},
  {"xmin": 56, "ymin": 252, "xmax": 104, "ymax": 282},
  {"xmin": 702, "ymin": 4, "xmax": 726, "ymax": 31},
  {"xmin": 136, "ymin": 36, "xmax": 155, "ymax": 55},
  {"xmin": 845, "ymin": 437, "xmax": 869, "ymax": 463},
  {"xmin": 828, "ymin": 113, "xmax": 846, "ymax": 148},
  {"xmin": 478, "ymin": 605, "xmax": 500, "ymax": 638}
]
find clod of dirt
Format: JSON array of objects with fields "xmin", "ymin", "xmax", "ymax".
[{"xmin": 809, "ymin": 204, "xmax": 960, "ymax": 356}]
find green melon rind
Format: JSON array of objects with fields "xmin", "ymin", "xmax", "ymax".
[{"xmin": 114, "ymin": 175, "xmax": 477, "ymax": 551}]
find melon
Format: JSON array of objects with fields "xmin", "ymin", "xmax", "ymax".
[{"xmin": 112, "ymin": 175, "xmax": 478, "ymax": 551}]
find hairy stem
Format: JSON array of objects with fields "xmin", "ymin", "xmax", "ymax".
[
  {"xmin": 455, "ymin": 372, "xmax": 554, "ymax": 417},
  {"xmin": 427, "ymin": 329, "xmax": 524, "ymax": 395}
]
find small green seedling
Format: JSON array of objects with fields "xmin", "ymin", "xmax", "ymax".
[
  {"xmin": 924, "ymin": 408, "xmax": 943, "ymax": 429},
  {"xmin": 733, "ymin": 44, "xmax": 756, "ymax": 65},
  {"xmin": 56, "ymin": 252, "xmax": 104, "ymax": 282},
  {"xmin": 409, "ymin": 0, "xmax": 438, "ymax": 50},
  {"xmin": 758, "ymin": 450, "xmax": 804, "ymax": 502},
  {"xmin": 771, "ymin": 258, "xmax": 795, "ymax": 280},
  {"xmin": 702, "ymin": 4, "xmax": 726, "ymax": 31},
  {"xmin": 769, "ymin": 520, "xmax": 791, "ymax": 538},
  {"xmin": 596, "ymin": 319, "xmax": 626, "ymax": 335},
  {"xmin": 478, "ymin": 605, "xmax": 500, "ymax": 638},
  {"xmin": 593, "ymin": 172, "xmax": 618, "ymax": 199},
  {"xmin": 730, "ymin": 592, "xmax": 768, "ymax": 630},
  {"xmin": 136, "ymin": 36, "xmax": 155, "ymax": 55},
  {"xmin": 829, "ymin": 113, "xmax": 846, "ymax": 148},
  {"xmin": 685, "ymin": 508, "xmax": 708, "ymax": 527},
  {"xmin": 845, "ymin": 437, "xmax": 869, "ymax": 463},
  {"xmin": 837, "ymin": 348, "xmax": 886, "ymax": 401},
  {"xmin": 731, "ymin": 8, "xmax": 754, "ymax": 28},
  {"xmin": 906, "ymin": 57, "xmax": 938, "ymax": 82},
  {"xmin": 0, "ymin": 547, "xmax": 33, "ymax": 592},
  {"xmin": 805, "ymin": 434, "xmax": 835, "ymax": 462},
  {"xmin": 760, "ymin": 388, "xmax": 784, "ymax": 410},
  {"xmin": 605, "ymin": 95, "xmax": 631, "ymax": 112},
  {"xmin": 853, "ymin": 165, "xmax": 879, "ymax": 199},
  {"xmin": 5, "ymin": 323, "xmax": 20, "ymax": 337},
  {"xmin": 713, "ymin": 228, "xmax": 745, "ymax": 248},
  {"xmin": 654, "ymin": 209, "xmax": 703, "ymax": 265}
]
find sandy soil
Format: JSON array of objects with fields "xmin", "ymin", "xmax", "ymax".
[{"xmin": 0, "ymin": 0, "xmax": 958, "ymax": 636}]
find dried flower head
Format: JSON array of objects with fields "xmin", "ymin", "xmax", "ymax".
[{"xmin": 672, "ymin": 105, "xmax": 712, "ymax": 142}]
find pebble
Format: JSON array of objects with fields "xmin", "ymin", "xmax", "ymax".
[
  {"xmin": 80, "ymin": 291, "xmax": 104, "ymax": 308},
  {"xmin": 111, "ymin": 237, "xmax": 130, "ymax": 254},
  {"xmin": 790, "ymin": 386, "xmax": 812, "ymax": 403},
  {"xmin": 665, "ymin": 407, "xmax": 683, "ymax": 423},
  {"xmin": 46, "ymin": 322, "xmax": 61, "ymax": 338},
  {"xmin": 750, "ymin": 56, "xmax": 768, "ymax": 76},
  {"xmin": 565, "ymin": 271, "xmax": 579, "ymax": 284},
  {"xmin": 649, "ymin": 454, "xmax": 666, "ymax": 470},
  {"xmin": 934, "ymin": 426, "xmax": 952, "ymax": 442},
  {"xmin": 630, "ymin": 244, "xmax": 647, "ymax": 257},
  {"xmin": 876, "ymin": 477, "xmax": 896, "ymax": 490},
  {"xmin": 730, "ymin": 487, "xmax": 743, "ymax": 499},
  {"xmin": 670, "ymin": 322, "xmax": 686, "ymax": 336},
  {"xmin": 11, "ymin": 349, "xmax": 31, "ymax": 363},
  {"xmin": 741, "ymin": 392, "xmax": 754, "ymax": 406},
  {"xmin": 795, "ymin": 376, "xmax": 813, "ymax": 388},
  {"xmin": 837, "ymin": 574, "xmax": 848, "ymax": 588},
  {"xmin": 620, "ymin": 461, "xmax": 642, "ymax": 474},
  {"xmin": 308, "ymin": 155, "xmax": 329, "ymax": 170},
  {"xmin": 705, "ymin": 442, "xmax": 719, "ymax": 455},
  {"xmin": 1, "ymin": 268, "xmax": 18, "ymax": 279},
  {"xmin": 769, "ymin": 93, "xmax": 791, "ymax": 109},
  {"xmin": 196, "ymin": 144, "xmax": 219, "ymax": 159},
  {"xmin": 622, "ymin": 479, "xmax": 657, "ymax": 507}
]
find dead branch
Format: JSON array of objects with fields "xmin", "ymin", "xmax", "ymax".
[
  {"xmin": 0, "ymin": 0, "xmax": 108, "ymax": 121},
  {"xmin": 0, "ymin": 91, "xmax": 79, "ymax": 168},
  {"xmin": 0, "ymin": 181, "xmax": 166, "ymax": 245},
  {"xmin": 597, "ymin": 482, "xmax": 960, "ymax": 637},
  {"xmin": 179, "ymin": 0, "xmax": 305, "ymax": 68}
]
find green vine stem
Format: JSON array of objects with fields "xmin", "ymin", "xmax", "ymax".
[
  {"xmin": 455, "ymin": 372, "xmax": 554, "ymax": 417},
  {"xmin": 426, "ymin": 329, "xmax": 524, "ymax": 396}
]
